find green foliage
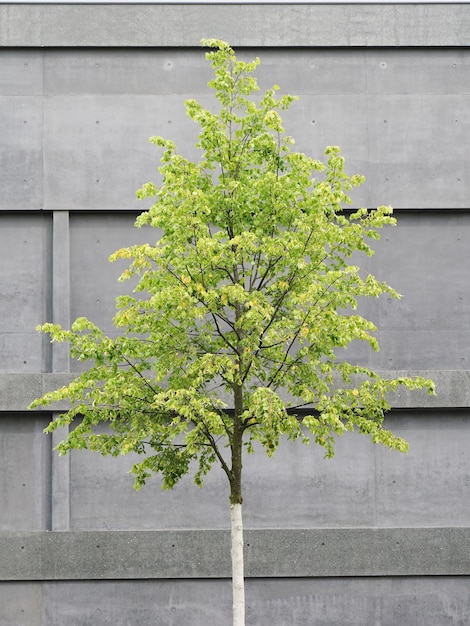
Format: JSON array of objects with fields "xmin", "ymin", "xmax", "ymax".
[{"xmin": 30, "ymin": 40, "xmax": 435, "ymax": 498}]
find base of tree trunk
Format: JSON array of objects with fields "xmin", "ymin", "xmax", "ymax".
[{"xmin": 230, "ymin": 502, "xmax": 245, "ymax": 626}]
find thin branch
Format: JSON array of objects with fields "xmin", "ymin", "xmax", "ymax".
[
  {"xmin": 200, "ymin": 419, "xmax": 232, "ymax": 480},
  {"xmin": 122, "ymin": 357, "xmax": 159, "ymax": 396}
]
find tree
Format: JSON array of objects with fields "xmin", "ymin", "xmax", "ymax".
[{"xmin": 30, "ymin": 40, "xmax": 435, "ymax": 626}]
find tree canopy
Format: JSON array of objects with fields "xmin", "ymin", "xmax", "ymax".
[{"xmin": 30, "ymin": 39, "xmax": 435, "ymax": 503}]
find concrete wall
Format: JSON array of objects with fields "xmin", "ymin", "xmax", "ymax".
[{"xmin": 1, "ymin": 3, "xmax": 470, "ymax": 624}]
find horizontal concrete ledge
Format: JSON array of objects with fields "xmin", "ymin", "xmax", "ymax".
[
  {"xmin": 4, "ymin": 207, "xmax": 470, "ymax": 214},
  {"xmin": 4, "ymin": 370, "xmax": 469, "ymax": 412},
  {"xmin": 1, "ymin": 4, "xmax": 470, "ymax": 48},
  {"xmin": 0, "ymin": 373, "xmax": 75, "ymax": 412},
  {"xmin": 1, "ymin": 527, "xmax": 468, "ymax": 581}
]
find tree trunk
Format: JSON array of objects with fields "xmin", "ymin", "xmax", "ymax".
[
  {"xmin": 231, "ymin": 341, "xmax": 245, "ymax": 625},
  {"xmin": 230, "ymin": 501, "xmax": 245, "ymax": 626}
]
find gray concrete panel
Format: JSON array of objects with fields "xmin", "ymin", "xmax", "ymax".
[
  {"xmin": 43, "ymin": 48, "xmax": 470, "ymax": 97},
  {"xmin": 273, "ymin": 52, "xmax": 469, "ymax": 210},
  {"xmin": 1, "ymin": 527, "xmax": 469, "ymax": 580},
  {"xmin": 69, "ymin": 212, "xmax": 156, "ymax": 336},
  {"xmin": 58, "ymin": 411, "xmax": 470, "ymax": 531},
  {"xmin": 39, "ymin": 579, "xmax": 231, "ymax": 626},
  {"xmin": 285, "ymin": 95, "xmax": 470, "ymax": 210},
  {"xmin": 61, "ymin": 211, "xmax": 470, "ymax": 371},
  {"xmin": 376, "ymin": 411, "xmax": 470, "ymax": 527},
  {"xmin": 43, "ymin": 95, "xmax": 196, "ymax": 210},
  {"xmin": 362, "ymin": 48, "xmax": 470, "ymax": 96},
  {"xmin": 43, "ymin": 49, "xmax": 213, "ymax": 97},
  {"xmin": 367, "ymin": 213, "xmax": 470, "ymax": 332},
  {"xmin": 373, "ymin": 330, "xmax": 470, "ymax": 370},
  {"xmin": 0, "ymin": 97, "xmax": 43, "ymax": 209},
  {"xmin": 1, "ymin": 576, "xmax": 469, "ymax": 626},
  {"xmin": 257, "ymin": 48, "xmax": 470, "ymax": 96},
  {"xmin": 0, "ymin": 51, "xmax": 43, "ymax": 96},
  {"xmin": 366, "ymin": 95, "xmax": 469, "ymax": 209},
  {"xmin": 67, "ymin": 428, "xmax": 233, "ymax": 531},
  {"xmin": 0, "ymin": 214, "xmax": 50, "ymax": 372},
  {"xmin": 0, "ymin": 582, "xmax": 42, "ymax": 626},
  {"xmin": 36, "ymin": 49, "xmax": 470, "ymax": 210},
  {"xmin": 247, "ymin": 577, "xmax": 470, "ymax": 626},
  {"xmin": 2, "ymin": 4, "xmax": 470, "ymax": 48},
  {"xmin": 0, "ymin": 414, "xmax": 50, "ymax": 531},
  {"xmin": 2, "ymin": 49, "xmax": 468, "ymax": 210},
  {"xmin": 355, "ymin": 212, "xmax": 470, "ymax": 369},
  {"xmin": 0, "ymin": 333, "xmax": 43, "ymax": 374}
]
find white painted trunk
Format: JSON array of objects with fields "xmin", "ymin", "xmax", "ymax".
[{"xmin": 230, "ymin": 502, "xmax": 245, "ymax": 626}]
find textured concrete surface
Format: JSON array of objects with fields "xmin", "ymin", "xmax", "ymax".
[
  {"xmin": 0, "ymin": 415, "xmax": 51, "ymax": 531},
  {"xmin": 59, "ymin": 411, "xmax": 470, "ymax": 531},
  {"xmin": 1, "ymin": 4, "xmax": 470, "ymax": 48},
  {"xmin": 1, "ymin": 577, "xmax": 469, "ymax": 626},
  {"xmin": 0, "ymin": 213, "xmax": 50, "ymax": 371},
  {"xmin": 2, "ymin": 410, "xmax": 469, "ymax": 531},
  {"xmin": 1, "ymin": 527, "xmax": 469, "ymax": 580},
  {"xmin": 1, "ymin": 49, "xmax": 469, "ymax": 210},
  {"xmin": 3, "ymin": 204, "xmax": 470, "ymax": 381}
]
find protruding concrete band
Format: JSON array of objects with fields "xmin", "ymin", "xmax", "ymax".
[
  {"xmin": 1, "ymin": 4, "xmax": 470, "ymax": 48},
  {"xmin": 5, "ymin": 370, "xmax": 468, "ymax": 412},
  {"xmin": 1, "ymin": 528, "xmax": 468, "ymax": 580}
]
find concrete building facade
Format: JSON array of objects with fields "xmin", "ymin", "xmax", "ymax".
[{"xmin": 0, "ymin": 3, "xmax": 470, "ymax": 624}]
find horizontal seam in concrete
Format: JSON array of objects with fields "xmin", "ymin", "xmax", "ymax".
[
  {"xmin": 1, "ymin": 4, "xmax": 470, "ymax": 48},
  {"xmin": 0, "ymin": 528, "xmax": 468, "ymax": 580}
]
